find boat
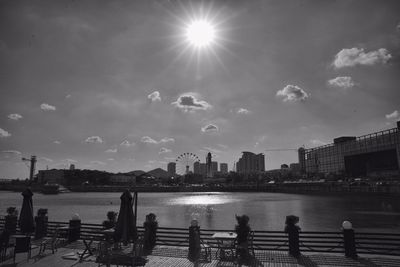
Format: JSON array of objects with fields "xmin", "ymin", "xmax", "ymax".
[{"xmin": 41, "ymin": 183, "xmax": 60, "ymax": 194}]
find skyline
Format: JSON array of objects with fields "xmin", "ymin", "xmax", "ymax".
[{"xmin": 1, "ymin": 0, "xmax": 400, "ymax": 179}]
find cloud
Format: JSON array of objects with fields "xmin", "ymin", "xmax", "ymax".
[
  {"xmin": 107, "ymin": 158, "xmax": 115, "ymax": 161},
  {"xmin": 203, "ymin": 147, "xmax": 222, "ymax": 153},
  {"xmin": 276, "ymin": 85, "xmax": 309, "ymax": 102},
  {"xmin": 7, "ymin": 113, "xmax": 23, "ymax": 120},
  {"xmin": 120, "ymin": 140, "xmax": 135, "ymax": 147},
  {"xmin": 201, "ymin": 124, "xmax": 218, "ymax": 132},
  {"xmin": 0, "ymin": 128, "xmax": 11, "ymax": 138},
  {"xmin": 40, "ymin": 103, "xmax": 56, "ymax": 111},
  {"xmin": 160, "ymin": 137, "xmax": 175, "ymax": 143},
  {"xmin": 39, "ymin": 157, "xmax": 53, "ymax": 162},
  {"xmin": 147, "ymin": 91, "xmax": 161, "ymax": 102},
  {"xmin": 141, "ymin": 136, "xmax": 175, "ymax": 144},
  {"xmin": 328, "ymin": 76, "xmax": 355, "ymax": 89},
  {"xmin": 64, "ymin": 158, "xmax": 77, "ymax": 163},
  {"xmin": 159, "ymin": 147, "xmax": 172, "ymax": 154},
  {"xmin": 333, "ymin": 47, "xmax": 391, "ymax": 68},
  {"xmin": 141, "ymin": 136, "xmax": 158, "ymax": 144},
  {"xmin": 53, "ymin": 140, "xmax": 61, "ymax": 144},
  {"xmin": 164, "ymin": 157, "xmax": 176, "ymax": 161},
  {"xmin": 172, "ymin": 94, "xmax": 211, "ymax": 112},
  {"xmin": 237, "ymin": 108, "xmax": 251, "ymax": 114},
  {"xmin": 90, "ymin": 160, "xmax": 106, "ymax": 165},
  {"xmin": 217, "ymin": 144, "xmax": 228, "ymax": 149},
  {"xmin": 310, "ymin": 139, "xmax": 327, "ymax": 146},
  {"xmin": 66, "ymin": 94, "xmax": 71, "ymax": 99},
  {"xmin": 385, "ymin": 110, "xmax": 399, "ymax": 120},
  {"xmin": 1, "ymin": 150, "xmax": 21, "ymax": 155},
  {"xmin": 85, "ymin": 136, "xmax": 103, "ymax": 143},
  {"xmin": 105, "ymin": 148, "xmax": 118, "ymax": 153}
]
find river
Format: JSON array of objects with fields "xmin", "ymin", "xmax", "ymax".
[{"xmin": 1, "ymin": 191, "xmax": 399, "ymax": 232}]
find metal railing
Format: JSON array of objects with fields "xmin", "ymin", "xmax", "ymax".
[{"xmin": 1, "ymin": 219, "xmax": 399, "ymax": 257}]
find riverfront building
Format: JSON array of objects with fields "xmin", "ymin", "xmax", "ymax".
[
  {"xmin": 167, "ymin": 162, "xmax": 176, "ymax": 176},
  {"xmin": 220, "ymin": 163, "xmax": 228, "ymax": 173},
  {"xmin": 236, "ymin": 152, "xmax": 265, "ymax": 174},
  {"xmin": 299, "ymin": 121, "xmax": 400, "ymax": 177}
]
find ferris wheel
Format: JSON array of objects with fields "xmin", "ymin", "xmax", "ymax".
[{"xmin": 176, "ymin": 152, "xmax": 200, "ymax": 175}]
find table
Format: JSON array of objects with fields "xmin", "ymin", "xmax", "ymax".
[{"xmin": 211, "ymin": 232, "xmax": 237, "ymax": 261}]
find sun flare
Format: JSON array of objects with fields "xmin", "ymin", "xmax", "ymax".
[{"xmin": 185, "ymin": 20, "xmax": 216, "ymax": 48}]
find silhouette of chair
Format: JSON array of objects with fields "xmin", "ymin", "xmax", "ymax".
[
  {"xmin": 200, "ymin": 239, "xmax": 212, "ymax": 262},
  {"xmin": 39, "ymin": 226, "xmax": 64, "ymax": 255},
  {"xmin": 13, "ymin": 236, "xmax": 32, "ymax": 262}
]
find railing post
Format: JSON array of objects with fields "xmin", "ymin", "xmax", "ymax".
[
  {"xmin": 68, "ymin": 214, "xmax": 81, "ymax": 242},
  {"xmin": 285, "ymin": 215, "xmax": 300, "ymax": 257},
  {"xmin": 342, "ymin": 221, "xmax": 357, "ymax": 258}
]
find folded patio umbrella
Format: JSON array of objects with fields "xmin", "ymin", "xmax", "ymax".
[
  {"xmin": 114, "ymin": 190, "xmax": 137, "ymax": 245},
  {"xmin": 18, "ymin": 188, "xmax": 35, "ymax": 234}
]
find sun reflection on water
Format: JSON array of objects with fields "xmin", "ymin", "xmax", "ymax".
[{"xmin": 168, "ymin": 193, "xmax": 238, "ymax": 205}]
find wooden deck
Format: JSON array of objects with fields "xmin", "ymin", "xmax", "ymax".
[{"xmin": 1, "ymin": 241, "xmax": 400, "ymax": 267}]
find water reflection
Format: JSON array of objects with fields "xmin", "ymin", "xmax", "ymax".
[
  {"xmin": 167, "ymin": 193, "xmax": 239, "ymax": 205},
  {"xmin": 1, "ymin": 192, "xmax": 399, "ymax": 231}
]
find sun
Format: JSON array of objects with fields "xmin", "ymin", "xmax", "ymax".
[{"xmin": 185, "ymin": 20, "xmax": 216, "ymax": 48}]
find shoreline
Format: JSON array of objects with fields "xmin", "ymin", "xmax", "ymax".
[{"xmin": 1, "ymin": 182, "xmax": 400, "ymax": 197}]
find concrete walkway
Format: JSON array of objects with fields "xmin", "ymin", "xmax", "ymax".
[{"xmin": 1, "ymin": 241, "xmax": 400, "ymax": 267}]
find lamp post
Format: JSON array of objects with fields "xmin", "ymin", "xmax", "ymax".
[{"xmin": 342, "ymin": 221, "xmax": 357, "ymax": 258}]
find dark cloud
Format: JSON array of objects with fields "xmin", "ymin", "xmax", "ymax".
[{"xmin": 172, "ymin": 94, "xmax": 211, "ymax": 112}]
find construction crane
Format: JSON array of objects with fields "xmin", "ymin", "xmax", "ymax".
[
  {"xmin": 265, "ymin": 148, "xmax": 298, "ymax": 152},
  {"xmin": 22, "ymin": 155, "xmax": 37, "ymax": 181}
]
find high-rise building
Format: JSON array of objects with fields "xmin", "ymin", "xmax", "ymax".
[
  {"xmin": 200, "ymin": 163, "xmax": 207, "ymax": 176},
  {"xmin": 299, "ymin": 121, "xmax": 400, "ymax": 177},
  {"xmin": 236, "ymin": 152, "xmax": 265, "ymax": 174},
  {"xmin": 220, "ymin": 163, "xmax": 228, "ymax": 173},
  {"xmin": 167, "ymin": 162, "xmax": 176, "ymax": 176},
  {"xmin": 206, "ymin": 152, "xmax": 212, "ymax": 178},
  {"xmin": 211, "ymin": 161, "xmax": 218, "ymax": 174},
  {"xmin": 193, "ymin": 161, "xmax": 200, "ymax": 174}
]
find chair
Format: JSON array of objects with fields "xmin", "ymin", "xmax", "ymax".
[
  {"xmin": 96, "ymin": 241, "xmax": 111, "ymax": 267},
  {"xmin": 216, "ymin": 238, "xmax": 236, "ymax": 262},
  {"xmin": 38, "ymin": 226, "xmax": 63, "ymax": 255},
  {"xmin": 96, "ymin": 238, "xmax": 148, "ymax": 267},
  {"xmin": 0, "ymin": 230, "xmax": 12, "ymax": 262},
  {"xmin": 200, "ymin": 239, "xmax": 212, "ymax": 262},
  {"xmin": 13, "ymin": 236, "xmax": 32, "ymax": 263}
]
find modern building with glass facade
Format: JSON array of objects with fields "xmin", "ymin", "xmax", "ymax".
[{"xmin": 299, "ymin": 121, "xmax": 400, "ymax": 177}]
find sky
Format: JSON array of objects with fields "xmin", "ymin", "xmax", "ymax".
[{"xmin": 1, "ymin": 0, "xmax": 400, "ymax": 179}]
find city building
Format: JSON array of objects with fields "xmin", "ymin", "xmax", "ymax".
[
  {"xmin": 211, "ymin": 161, "xmax": 218, "ymax": 174},
  {"xmin": 220, "ymin": 163, "xmax": 228, "ymax": 174},
  {"xmin": 167, "ymin": 162, "xmax": 176, "ymax": 176},
  {"xmin": 299, "ymin": 121, "xmax": 400, "ymax": 177},
  {"xmin": 206, "ymin": 152, "xmax": 212, "ymax": 178},
  {"xmin": 110, "ymin": 175, "xmax": 136, "ymax": 185},
  {"xmin": 193, "ymin": 161, "xmax": 200, "ymax": 175},
  {"xmin": 37, "ymin": 169, "xmax": 65, "ymax": 184},
  {"xmin": 236, "ymin": 152, "xmax": 265, "ymax": 174},
  {"xmin": 200, "ymin": 163, "xmax": 207, "ymax": 177}
]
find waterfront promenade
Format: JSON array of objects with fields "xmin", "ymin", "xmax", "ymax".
[{"xmin": 3, "ymin": 240, "xmax": 400, "ymax": 267}]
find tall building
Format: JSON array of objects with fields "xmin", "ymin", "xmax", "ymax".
[
  {"xmin": 193, "ymin": 161, "xmax": 201, "ymax": 174},
  {"xmin": 236, "ymin": 152, "xmax": 265, "ymax": 174},
  {"xmin": 299, "ymin": 121, "xmax": 400, "ymax": 177},
  {"xmin": 211, "ymin": 161, "xmax": 218, "ymax": 174},
  {"xmin": 200, "ymin": 163, "xmax": 207, "ymax": 176},
  {"xmin": 167, "ymin": 162, "xmax": 176, "ymax": 176},
  {"xmin": 220, "ymin": 163, "xmax": 228, "ymax": 173},
  {"xmin": 206, "ymin": 152, "xmax": 212, "ymax": 178}
]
